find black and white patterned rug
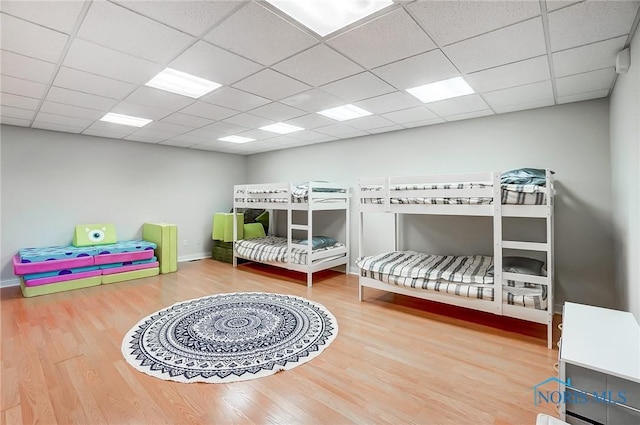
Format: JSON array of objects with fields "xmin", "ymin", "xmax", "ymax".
[{"xmin": 121, "ymin": 292, "xmax": 338, "ymax": 383}]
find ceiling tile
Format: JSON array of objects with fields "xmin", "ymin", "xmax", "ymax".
[
  {"xmin": 545, "ymin": 1, "xmax": 582, "ymax": 12},
  {"xmin": 1, "ymin": 105, "xmax": 35, "ymax": 120},
  {"xmin": 556, "ymin": 67, "xmax": 616, "ymax": 97},
  {"xmin": 492, "ymin": 98, "xmax": 555, "ymax": 114},
  {"xmin": 32, "ymin": 121, "xmax": 83, "ymax": 133},
  {"xmin": 407, "ymin": 0, "xmax": 540, "ymax": 46},
  {"xmin": 77, "ymin": 1, "xmax": 195, "ymax": 64},
  {"xmin": 425, "ymin": 94, "xmax": 491, "ymax": 117},
  {"xmin": 344, "ymin": 115, "xmax": 396, "ymax": 131},
  {"xmin": 552, "ymin": 36, "xmax": 627, "ymax": 77},
  {"xmin": 558, "ymin": 88, "xmax": 610, "ymax": 104},
  {"xmin": 381, "ymin": 106, "xmax": 438, "ymax": 124},
  {"xmin": 168, "ymin": 41, "xmax": 262, "ymax": 86},
  {"xmin": 284, "ymin": 114, "xmax": 335, "ymax": 130},
  {"xmin": 403, "ymin": 117, "xmax": 445, "ymax": 128},
  {"xmin": 1, "ymin": 75, "xmax": 47, "ymax": 98},
  {"xmin": 320, "ymin": 72, "xmax": 395, "ymax": 103},
  {"xmin": 0, "ymin": 93, "xmax": 40, "ymax": 110},
  {"xmin": 372, "ymin": 49, "xmax": 460, "ymax": 90},
  {"xmin": 53, "ymin": 67, "xmax": 136, "ymax": 100},
  {"xmin": 124, "ymin": 134, "xmax": 163, "ymax": 144},
  {"xmin": 190, "ymin": 139, "xmax": 232, "ymax": 150},
  {"xmin": 223, "ymin": 113, "xmax": 274, "ymax": 129},
  {"xmin": 34, "ymin": 111, "xmax": 92, "ymax": 128},
  {"xmin": 232, "ymin": 69, "xmax": 311, "ymax": 101},
  {"xmin": 0, "ymin": 116, "xmax": 31, "ymax": 126},
  {"xmin": 465, "ymin": 56, "xmax": 551, "ymax": 93},
  {"xmin": 159, "ymin": 139, "xmax": 198, "ymax": 148},
  {"xmin": 483, "ymin": 80, "xmax": 554, "ymax": 110},
  {"xmin": 235, "ymin": 129, "xmax": 278, "ymax": 141},
  {"xmin": 443, "ymin": 109, "xmax": 494, "ymax": 122},
  {"xmin": 265, "ymin": 135, "xmax": 299, "ymax": 146},
  {"xmin": 124, "ymin": 86, "xmax": 195, "ymax": 111},
  {"xmin": 272, "ymin": 44, "xmax": 364, "ymax": 87},
  {"xmin": 111, "ymin": 101, "xmax": 173, "ymax": 121},
  {"xmin": 39, "ymin": 101, "xmax": 106, "ymax": 121},
  {"xmin": 287, "ymin": 130, "xmax": 335, "ymax": 141},
  {"xmin": 280, "ymin": 89, "xmax": 345, "ymax": 113},
  {"xmin": 170, "ymin": 129, "xmax": 218, "ymax": 144},
  {"xmin": 179, "ymin": 101, "xmax": 238, "ymax": 121},
  {"xmin": 63, "ymin": 39, "xmax": 162, "ymax": 84},
  {"xmin": 444, "ymin": 18, "xmax": 546, "ymax": 73},
  {"xmin": 113, "ymin": 1, "xmax": 239, "ymax": 36},
  {"xmin": 204, "ymin": 2, "xmax": 318, "ymax": 66},
  {"xmin": 201, "ymin": 87, "xmax": 270, "ymax": 112},
  {"xmin": 1, "ymin": 0, "xmax": 85, "ymax": 33},
  {"xmin": 246, "ymin": 102, "xmax": 306, "ymax": 121},
  {"xmin": 548, "ymin": 1, "xmax": 640, "ymax": 52},
  {"xmin": 327, "ymin": 8, "xmax": 435, "ymax": 69},
  {"xmin": 131, "ymin": 121, "xmax": 191, "ymax": 138},
  {"xmin": 46, "ymin": 87, "xmax": 118, "ymax": 111},
  {"xmin": 200, "ymin": 122, "xmax": 250, "ymax": 138},
  {"xmin": 0, "ymin": 50, "xmax": 56, "ymax": 84},
  {"xmin": 160, "ymin": 112, "xmax": 213, "ymax": 128},
  {"xmin": 354, "ymin": 91, "xmax": 423, "ymax": 115},
  {"xmin": 315, "ymin": 123, "xmax": 367, "ymax": 138},
  {"xmin": 367, "ymin": 124, "xmax": 404, "ymax": 134},
  {"xmin": 1, "ymin": 13, "xmax": 68, "ymax": 63},
  {"xmin": 83, "ymin": 121, "xmax": 135, "ymax": 138}
]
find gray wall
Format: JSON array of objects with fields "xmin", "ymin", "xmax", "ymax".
[
  {"xmin": 246, "ymin": 99, "xmax": 615, "ymax": 310},
  {"xmin": 610, "ymin": 29, "xmax": 640, "ymax": 320},
  {"xmin": 0, "ymin": 125, "xmax": 246, "ymax": 283}
]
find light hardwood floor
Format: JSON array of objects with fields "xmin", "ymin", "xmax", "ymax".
[{"xmin": 1, "ymin": 259, "xmax": 561, "ymax": 425}]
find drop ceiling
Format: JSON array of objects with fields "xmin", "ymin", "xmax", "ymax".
[{"xmin": 1, "ymin": 0, "xmax": 638, "ymax": 155}]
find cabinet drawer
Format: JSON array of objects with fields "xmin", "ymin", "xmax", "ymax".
[
  {"xmin": 565, "ymin": 414, "xmax": 594, "ymax": 425},
  {"xmin": 566, "ymin": 364, "xmax": 607, "ymax": 391},
  {"xmin": 607, "ymin": 402, "xmax": 640, "ymax": 424},
  {"xmin": 607, "ymin": 376, "xmax": 640, "ymax": 410},
  {"xmin": 565, "ymin": 389, "xmax": 606, "ymax": 424}
]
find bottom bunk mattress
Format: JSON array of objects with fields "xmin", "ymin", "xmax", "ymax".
[
  {"xmin": 234, "ymin": 236, "xmax": 345, "ymax": 265},
  {"xmin": 357, "ymin": 251, "xmax": 547, "ymax": 310}
]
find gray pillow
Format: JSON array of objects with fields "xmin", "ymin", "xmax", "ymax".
[{"xmin": 488, "ymin": 256, "xmax": 545, "ymax": 276}]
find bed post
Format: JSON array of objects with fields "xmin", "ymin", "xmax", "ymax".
[
  {"xmin": 232, "ymin": 188, "xmax": 238, "ymax": 268},
  {"xmin": 493, "ymin": 171, "xmax": 503, "ymax": 315},
  {"xmin": 546, "ymin": 169, "xmax": 555, "ymax": 349}
]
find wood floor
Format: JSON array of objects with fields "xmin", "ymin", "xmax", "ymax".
[{"xmin": 1, "ymin": 259, "xmax": 561, "ymax": 425}]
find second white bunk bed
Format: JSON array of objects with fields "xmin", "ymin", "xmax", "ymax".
[
  {"xmin": 356, "ymin": 169, "xmax": 555, "ymax": 348},
  {"xmin": 233, "ymin": 181, "xmax": 350, "ymax": 287}
]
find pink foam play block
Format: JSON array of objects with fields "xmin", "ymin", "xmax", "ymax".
[
  {"xmin": 23, "ymin": 270, "xmax": 102, "ymax": 287},
  {"xmin": 13, "ymin": 254, "xmax": 95, "ymax": 275},
  {"xmin": 100, "ymin": 262, "xmax": 159, "ymax": 276},
  {"xmin": 93, "ymin": 250, "xmax": 154, "ymax": 265}
]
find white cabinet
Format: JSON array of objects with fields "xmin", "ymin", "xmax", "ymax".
[{"xmin": 558, "ymin": 302, "xmax": 640, "ymax": 424}]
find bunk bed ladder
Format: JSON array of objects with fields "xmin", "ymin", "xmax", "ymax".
[{"xmin": 493, "ymin": 172, "xmax": 503, "ymax": 315}]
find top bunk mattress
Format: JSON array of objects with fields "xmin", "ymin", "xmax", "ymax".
[{"xmin": 235, "ymin": 181, "xmax": 348, "ymax": 205}]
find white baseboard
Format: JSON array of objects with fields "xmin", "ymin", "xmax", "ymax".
[
  {"xmin": 1, "ymin": 278, "xmax": 20, "ymax": 288},
  {"xmin": 178, "ymin": 253, "xmax": 210, "ymax": 263}
]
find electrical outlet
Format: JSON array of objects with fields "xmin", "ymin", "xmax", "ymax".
[{"xmin": 183, "ymin": 239, "xmax": 187, "ymax": 247}]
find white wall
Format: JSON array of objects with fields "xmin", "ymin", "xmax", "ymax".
[
  {"xmin": 610, "ymin": 29, "xmax": 640, "ymax": 320},
  {"xmin": 246, "ymin": 99, "xmax": 615, "ymax": 309},
  {"xmin": 0, "ymin": 125, "xmax": 246, "ymax": 283}
]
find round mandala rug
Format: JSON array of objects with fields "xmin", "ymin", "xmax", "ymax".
[{"xmin": 121, "ymin": 292, "xmax": 338, "ymax": 383}]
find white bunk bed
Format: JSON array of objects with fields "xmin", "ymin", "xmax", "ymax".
[
  {"xmin": 233, "ymin": 181, "xmax": 350, "ymax": 287},
  {"xmin": 357, "ymin": 170, "xmax": 555, "ymax": 348}
]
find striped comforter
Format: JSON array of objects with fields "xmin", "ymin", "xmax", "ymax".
[
  {"xmin": 234, "ymin": 236, "xmax": 344, "ymax": 265},
  {"xmin": 358, "ymin": 251, "xmax": 547, "ymax": 309},
  {"xmin": 235, "ymin": 185, "xmax": 346, "ymax": 204},
  {"xmin": 360, "ymin": 182, "xmax": 546, "ymax": 205}
]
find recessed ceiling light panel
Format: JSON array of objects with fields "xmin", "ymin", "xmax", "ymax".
[
  {"xmin": 100, "ymin": 112, "xmax": 152, "ymax": 127},
  {"xmin": 317, "ymin": 104, "xmax": 372, "ymax": 121},
  {"xmin": 218, "ymin": 135, "xmax": 256, "ymax": 144},
  {"xmin": 145, "ymin": 68, "xmax": 221, "ymax": 98},
  {"xmin": 259, "ymin": 122, "xmax": 304, "ymax": 134},
  {"xmin": 406, "ymin": 77, "xmax": 475, "ymax": 104},
  {"xmin": 265, "ymin": 0, "xmax": 394, "ymax": 37}
]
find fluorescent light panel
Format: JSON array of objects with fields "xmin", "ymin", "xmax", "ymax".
[
  {"xmin": 145, "ymin": 68, "xmax": 221, "ymax": 98},
  {"xmin": 259, "ymin": 122, "xmax": 304, "ymax": 134},
  {"xmin": 218, "ymin": 135, "xmax": 256, "ymax": 144},
  {"xmin": 265, "ymin": 0, "xmax": 393, "ymax": 37},
  {"xmin": 100, "ymin": 112, "xmax": 151, "ymax": 127},
  {"xmin": 407, "ymin": 77, "xmax": 475, "ymax": 103},
  {"xmin": 317, "ymin": 104, "xmax": 372, "ymax": 121}
]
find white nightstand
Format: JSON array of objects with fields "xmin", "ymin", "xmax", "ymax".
[{"xmin": 558, "ymin": 302, "xmax": 640, "ymax": 424}]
